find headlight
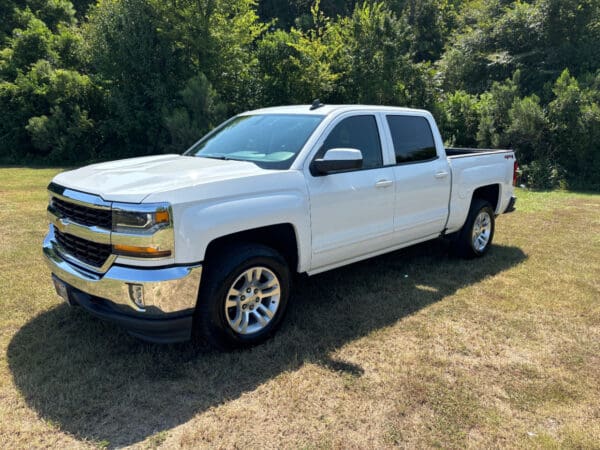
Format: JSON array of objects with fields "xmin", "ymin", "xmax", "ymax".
[
  {"xmin": 112, "ymin": 203, "xmax": 173, "ymax": 258},
  {"xmin": 112, "ymin": 204, "xmax": 171, "ymax": 234}
]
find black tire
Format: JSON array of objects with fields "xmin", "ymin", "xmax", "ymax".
[
  {"xmin": 193, "ymin": 243, "xmax": 291, "ymax": 350},
  {"xmin": 453, "ymin": 199, "xmax": 495, "ymax": 258}
]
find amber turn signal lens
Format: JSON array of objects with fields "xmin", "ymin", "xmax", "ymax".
[
  {"xmin": 155, "ymin": 210, "xmax": 170, "ymax": 224},
  {"xmin": 113, "ymin": 244, "xmax": 171, "ymax": 258}
]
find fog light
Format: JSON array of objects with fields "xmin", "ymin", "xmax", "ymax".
[{"xmin": 128, "ymin": 284, "xmax": 145, "ymax": 309}]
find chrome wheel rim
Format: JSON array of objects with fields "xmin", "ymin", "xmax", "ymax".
[
  {"xmin": 472, "ymin": 211, "xmax": 492, "ymax": 252},
  {"xmin": 224, "ymin": 266, "xmax": 281, "ymax": 335}
]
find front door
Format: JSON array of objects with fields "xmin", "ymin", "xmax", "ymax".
[{"xmin": 306, "ymin": 114, "xmax": 395, "ymax": 271}]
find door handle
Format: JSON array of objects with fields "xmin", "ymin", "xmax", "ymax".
[
  {"xmin": 434, "ymin": 171, "xmax": 449, "ymax": 179},
  {"xmin": 375, "ymin": 179, "xmax": 393, "ymax": 188}
]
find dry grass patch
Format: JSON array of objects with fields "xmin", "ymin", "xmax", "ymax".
[{"xmin": 0, "ymin": 167, "xmax": 599, "ymax": 449}]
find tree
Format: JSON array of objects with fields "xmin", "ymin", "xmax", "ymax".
[
  {"xmin": 1, "ymin": 10, "xmax": 56, "ymax": 79},
  {"xmin": 286, "ymin": 1, "xmax": 341, "ymax": 102},
  {"xmin": 0, "ymin": 0, "xmax": 598, "ymax": 189},
  {"xmin": 507, "ymin": 95, "xmax": 550, "ymax": 162},
  {"xmin": 440, "ymin": 0, "xmax": 600, "ymax": 96},
  {"xmin": 256, "ymin": 29, "xmax": 304, "ymax": 105},
  {"xmin": 439, "ymin": 90, "xmax": 480, "ymax": 147},
  {"xmin": 0, "ymin": 3, "xmax": 97, "ymax": 163},
  {"xmin": 164, "ymin": 73, "xmax": 227, "ymax": 150},
  {"xmin": 476, "ymin": 71, "xmax": 521, "ymax": 148},
  {"xmin": 155, "ymin": 0, "xmax": 265, "ymax": 113},
  {"xmin": 84, "ymin": 0, "xmax": 183, "ymax": 158},
  {"xmin": 329, "ymin": 1, "xmax": 438, "ymax": 109},
  {"xmin": 548, "ymin": 69, "xmax": 600, "ymax": 188}
]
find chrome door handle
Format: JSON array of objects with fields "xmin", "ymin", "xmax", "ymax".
[
  {"xmin": 434, "ymin": 171, "xmax": 449, "ymax": 179},
  {"xmin": 375, "ymin": 179, "xmax": 393, "ymax": 188}
]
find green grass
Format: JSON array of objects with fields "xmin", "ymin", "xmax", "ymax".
[{"xmin": 1, "ymin": 168, "xmax": 599, "ymax": 449}]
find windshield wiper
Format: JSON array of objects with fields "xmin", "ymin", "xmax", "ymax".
[
  {"xmin": 198, "ymin": 154, "xmax": 233, "ymax": 161},
  {"xmin": 197, "ymin": 153, "xmax": 261, "ymax": 167}
]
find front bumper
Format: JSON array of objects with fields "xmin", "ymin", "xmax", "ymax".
[
  {"xmin": 43, "ymin": 229, "xmax": 203, "ymax": 343},
  {"xmin": 63, "ymin": 284, "xmax": 195, "ymax": 343}
]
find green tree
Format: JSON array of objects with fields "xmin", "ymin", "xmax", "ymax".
[
  {"xmin": 506, "ymin": 94, "xmax": 550, "ymax": 164},
  {"xmin": 0, "ymin": 60, "xmax": 101, "ymax": 162},
  {"xmin": 440, "ymin": 0, "xmax": 600, "ymax": 95},
  {"xmin": 0, "ymin": 2, "xmax": 98, "ymax": 164},
  {"xmin": 548, "ymin": 69, "xmax": 600, "ymax": 188},
  {"xmin": 156, "ymin": 0, "xmax": 265, "ymax": 112},
  {"xmin": 329, "ymin": 1, "xmax": 438, "ymax": 109},
  {"xmin": 476, "ymin": 71, "xmax": 520, "ymax": 147},
  {"xmin": 286, "ymin": 1, "xmax": 341, "ymax": 102},
  {"xmin": 439, "ymin": 90, "xmax": 479, "ymax": 146},
  {"xmin": 0, "ymin": 10, "xmax": 56, "ymax": 79},
  {"xmin": 540, "ymin": 0, "xmax": 600, "ymax": 78},
  {"xmin": 164, "ymin": 73, "xmax": 227, "ymax": 150},
  {"xmin": 84, "ymin": 0, "xmax": 183, "ymax": 158},
  {"xmin": 256, "ymin": 29, "xmax": 304, "ymax": 105}
]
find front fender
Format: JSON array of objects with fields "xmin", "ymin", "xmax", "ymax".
[{"xmin": 172, "ymin": 191, "xmax": 311, "ymax": 272}]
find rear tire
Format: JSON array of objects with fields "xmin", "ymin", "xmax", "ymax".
[
  {"xmin": 453, "ymin": 199, "xmax": 495, "ymax": 258},
  {"xmin": 193, "ymin": 243, "xmax": 291, "ymax": 350}
]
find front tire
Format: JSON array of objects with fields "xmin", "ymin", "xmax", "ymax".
[
  {"xmin": 453, "ymin": 199, "xmax": 495, "ymax": 258},
  {"xmin": 193, "ymin": 243, "xmax": 291, "ymax": 350}
]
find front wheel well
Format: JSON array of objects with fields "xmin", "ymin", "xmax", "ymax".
[
  {"xmin": 204, "ymin": 224, "xmax": 299, "ymax": 273},
  {"xmin": 472, "ymin": 184, "xmax": 500, "ymax": 212}
]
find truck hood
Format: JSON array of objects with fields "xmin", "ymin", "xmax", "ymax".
[{"xmin": 52, "ymin": 154, "xmax": 266, "ymax": 203}]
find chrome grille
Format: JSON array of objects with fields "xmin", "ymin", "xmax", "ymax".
[
  {"xmin": 54, "ymin": 227, "xmax": 112, "ymax": 268},
  {"xmin": 52, "ymin": 196, "xmax": 112, "ymax": 229}
]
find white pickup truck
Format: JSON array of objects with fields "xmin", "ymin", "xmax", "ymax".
[{"xmin": 43, "ymin": 104, "xmax": 517, "ymax": 348}]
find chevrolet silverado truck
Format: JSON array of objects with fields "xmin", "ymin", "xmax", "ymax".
[{"xmin": 43, "ymin": 104, "xmax": 517, "ymax": 349}]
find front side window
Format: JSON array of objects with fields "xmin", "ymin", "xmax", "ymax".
[
  {"xmin": 386, "ymin": 115, "xmax": 437, "ymax": 164},
  {"xmin": 186, "ymin": 114, "xmax": 325, "ymax": 169},
  {"xmin": 319, "ymin": 115, "xmax": 383, "ymax": 170}
]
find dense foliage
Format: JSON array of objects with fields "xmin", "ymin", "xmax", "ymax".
[{"xmin": 1, "ymin": 0, "xmax": 599, "ymax": 189}]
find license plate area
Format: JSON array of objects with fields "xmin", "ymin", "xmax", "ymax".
[{"xmin": 52, "ymin": 276, "xmax": 71, "ymax": 305}]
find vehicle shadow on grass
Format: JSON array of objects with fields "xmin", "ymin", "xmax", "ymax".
[{"xmin": 8, "ymin": 240, "xmax": 526, "ymax": 447}]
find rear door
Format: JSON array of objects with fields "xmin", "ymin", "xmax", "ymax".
[
  {"xmin": 305, "ymin": 113, "xmax": 395, "ymax": 270},
  {"xmin": 384, "ymin": 114, "xmax": 452, "ymax": 242}
]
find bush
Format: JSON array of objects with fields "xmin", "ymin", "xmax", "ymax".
[
  {"xmin": 506, "ymin": 94, "xmax": 550, "ymax": 164},
  {"xmin": 548, "ymin": 69, "xmax": 600, "ymax": 189},
  {"xmin": 520, "ymin": 159, "xmax": 566, "ymax": 190},
  {"xmin": 439, "ymin": 90, "xmax": 479, "ymax": 147}
]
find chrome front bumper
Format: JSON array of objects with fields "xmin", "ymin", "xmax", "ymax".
[{"xmin": 43, "ymin": 227, "xmax": 203, "ymax": 318}]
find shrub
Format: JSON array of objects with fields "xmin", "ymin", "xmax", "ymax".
[{"xmin": 520, "ymin": 159, "xmax": 566, "ymax": 190}]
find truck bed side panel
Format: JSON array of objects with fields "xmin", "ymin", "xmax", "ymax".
[{"xmin": 446, "ymin": 152, "xmax": 515, "ymax": 233}]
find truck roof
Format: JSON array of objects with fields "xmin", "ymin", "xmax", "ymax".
[{"xmin": 241, "ymin": 104, "xmax": 431, "ymax": 117}]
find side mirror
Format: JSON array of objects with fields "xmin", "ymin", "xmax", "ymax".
[{"xmin": 311, "ymin": 148, "xmax": 363, "ymax": 175}]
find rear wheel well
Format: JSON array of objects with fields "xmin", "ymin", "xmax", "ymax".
[
  {"xmin": 472, "ymin": 184, "xmax": 500, "ymax": 212},
  {"xmin": 204, "ymin": 224, "xmax": 299, "ymax": 273}
]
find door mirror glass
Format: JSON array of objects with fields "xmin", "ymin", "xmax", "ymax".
[{"xmin": 312, "ymin": 148, "xmax": 363, "ymax": 175}]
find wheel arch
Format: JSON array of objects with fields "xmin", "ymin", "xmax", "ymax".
[
  {"xmin": 472, "ymin": 184, "xmax": 501, "ymax": 213},
  {"xmin": 204, "ymin": 223, "xmax": 301, "ymax": 274}
]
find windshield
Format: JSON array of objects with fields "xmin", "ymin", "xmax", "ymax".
[{"xmin": 185, "ymin": 114, "xmax": 325, "ymax": 169}]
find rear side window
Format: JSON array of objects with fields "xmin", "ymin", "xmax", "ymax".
[
  {"xmin": 386, "ymin": 115, "xmax": 437, "ymax": 164},
  {"xmin": 321, "ymin": 115, "xmax": 383, "ymax": 170}
]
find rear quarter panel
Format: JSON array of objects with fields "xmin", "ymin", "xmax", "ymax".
[{"xmin": 446, "ymin": 152, "xmax": 515, "ymax": 232}]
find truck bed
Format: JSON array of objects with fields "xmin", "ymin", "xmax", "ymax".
[
  {"xmin": 446, "ymin": 147, "xmax": 513, "ymax": 158},
  {"xmin": 444, "ymin": 147, "xmax": 516, "ymax": 233}
]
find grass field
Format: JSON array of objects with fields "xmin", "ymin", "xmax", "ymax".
[{"xmin": 0, "ymin": 167, "xmax": 599, "ymax": 449}]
